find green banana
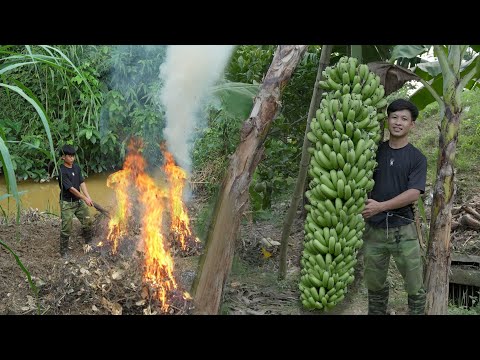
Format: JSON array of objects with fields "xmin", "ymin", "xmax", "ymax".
[{"xmin": 303, "ymin": 56, "xmax": 386, "ymax": 311}]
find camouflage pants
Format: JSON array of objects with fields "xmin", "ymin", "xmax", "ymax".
[
  {"xmin": 363, "ymin": 222, "xmax": 426, "ymax": 315},
  {"xmin": 60, "ymin": 200, "xmax": 92, "ymax": 241}
]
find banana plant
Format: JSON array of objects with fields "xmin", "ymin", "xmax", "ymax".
[
  {"xmin": 210, "ymin": 81, "xmax": 260, "ymax": 119},
  {"xmin": 410, "ymin": 45, "xmax": 480, "ymax": 110},
  {"xmin": 422, "ymin": 46, "xmax": 479, "ymax": 314},
  {"xmin": 389, "ymin": 45, "xmax": 480, "ymax": 314}
]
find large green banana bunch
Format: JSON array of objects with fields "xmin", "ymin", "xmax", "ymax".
[{"xmin": 299, "ymin": 56, "xmax": 386, "ymax": 311}]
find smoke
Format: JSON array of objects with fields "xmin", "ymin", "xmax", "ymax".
[
  {"xmin": 159, "ymin": 45, "xmax": 234, "ymax": 173},
  {"xmin": 101, "ymin": 45, "xmax": 167, "ymax": 170}
]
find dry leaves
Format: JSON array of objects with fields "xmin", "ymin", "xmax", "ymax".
[{"xmin": 101, "ymin": 297, "xmax": 122, "ymax": 315}]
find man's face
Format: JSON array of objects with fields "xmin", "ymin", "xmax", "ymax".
[
  {"xmin": 62, "ymin": 154, "xmax": 75, "ymax": 166},
  {"xmin": 387, "ymin": 109, "xmax": 415, "ymax": 138}
]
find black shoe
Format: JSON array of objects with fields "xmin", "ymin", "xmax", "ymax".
[{"xmin": 82, "ymin": 229, "xmax": 93, "ymax": 244}]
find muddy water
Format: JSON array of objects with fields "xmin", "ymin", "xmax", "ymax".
[{"xmin": 0, "ymin": 172, "xmax": 116, "ymax": 217}]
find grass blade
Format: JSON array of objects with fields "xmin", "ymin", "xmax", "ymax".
[
  {"xmin": 0, "ymin": 136, "xmax": 20, "ymax": 221},
  {"xmin": 0, "ymin": 82, "xmax": 56, "ymax": 165},
  {"xmin": 0, "ymin": 238, "xmax": 39, "ymax": 314}
]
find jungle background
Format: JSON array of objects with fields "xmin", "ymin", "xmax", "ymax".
[{"xmin": 0, "ymin": 45, "xmax": 479, "ymax": 315}]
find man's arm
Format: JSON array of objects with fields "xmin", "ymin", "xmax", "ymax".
[
  {"xmin": 69, "ymin": 185, "xmax": 93, "ymax": 206},
  {"xmin": 362, "ymin": 188, "xmax": 420, "ymax": 219},
  {"xmin": 80, "ymin": 182, "xmax": 92, "ymax": 200}
]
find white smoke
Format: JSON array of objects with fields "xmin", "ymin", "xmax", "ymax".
[{"xmin": 159, "ymin": 45, "xmax": 234, "ymax": 173}]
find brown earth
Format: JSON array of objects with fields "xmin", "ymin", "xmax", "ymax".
[
  {"xmin": 0, "ymin": 208, "xmax": 199, "ymax": 315},
  {"xmin": 1, "ymin": 197, "xmax": 478, "ymax": 315}
]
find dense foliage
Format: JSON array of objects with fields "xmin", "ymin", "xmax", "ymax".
[
  {"xmin": 0, "ymin": 45, "xmax": 167, "ymax": 182},
  {"xmin": 2, "ymin": 45, "xmax": 478, "ymax": 215}
]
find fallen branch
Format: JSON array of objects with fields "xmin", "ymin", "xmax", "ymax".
[
  {"xmin": 459, "ymin": 214, "xmax": 480, "ymax": 230},
  {"xmin": 451, "ymin": 220, "xmax": 460, "ymax": 231},
  {"xmin": 462, "ymin": 206, "xmax": 480, "ymax": 221}
]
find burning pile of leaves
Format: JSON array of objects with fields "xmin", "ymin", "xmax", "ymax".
[
  {"xmin": 52, "ymin": 214, "xmax": 199, "ymax": 315},
  {"xmin": 0, "ymin": 207, "xmax": 201, "ymax": 315},
  {"xmin": 167, "ymin": 230, "xmax": 203, "ymax": 257},
  {"xmin": 43, "ymin": 248, "xmax": 194, "ymax": 315}
]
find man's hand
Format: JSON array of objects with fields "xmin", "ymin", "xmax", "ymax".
[
  {"xmin": 84, "ymin": 197, "xmax": 94, "ymax": 207},
  {"xmin": 362, "ymin": 199, "xmax": 385, "ymax": 219}
]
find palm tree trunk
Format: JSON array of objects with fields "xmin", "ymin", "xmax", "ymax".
[
  {"xmin": 191, "ymin": 45, "xmax": 308, "ymax": 314},
  {"xmin": 278, "ymin": 45, "xmax": 333, "ymax": 280}
]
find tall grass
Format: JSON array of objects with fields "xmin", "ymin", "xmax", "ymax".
[
  {"xmin": 0, "ymin": 45, "xmax": 100, "ymax": 218},
  {"xmin": 0, "ymin": 45, "xmax": 101, "ymax": 310}
]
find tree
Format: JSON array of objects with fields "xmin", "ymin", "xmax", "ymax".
[
  {"xmin": 191, "ymin": 45, "xmax": 308, "ymax": 315},
  {"xmin": 420, "ymin": 46, "xmax": 479, "ymax": 314}
]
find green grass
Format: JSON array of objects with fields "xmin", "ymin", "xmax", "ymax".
[
  {"xmin": 193, "ymin": 205, "xmax": 212, "ymax": 243},
  {"xmin": 448, "ymin": 299, "xmax": 480, "ymax": 315}
]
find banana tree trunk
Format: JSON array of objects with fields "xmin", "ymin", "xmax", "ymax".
[
  {"xmin": 278, "ymin": 45, "xmax": 333, "ymax": 280},
  {"xmin": 425, "ymin": 106, "xmax": 460, "ymax": 314},
  {"xmin": 191, "ymin": 45, "xmax": 308, "ymax": 315},
  {"xmin": 424, "ymin": 45, "xmax": 474, "ymax": 314}
]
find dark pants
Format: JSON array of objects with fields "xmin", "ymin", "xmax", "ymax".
[{"xmin": 363, "ymin": 222, "xmax": 426, "ymax": 315}]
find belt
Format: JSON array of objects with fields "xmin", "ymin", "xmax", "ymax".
[
  {"xmin": 61, "ymin": 198, "xmax": 80, "ymax": 202},
  {"xmin": 385, "ymin": 212, "xmax": 414, "ymax": 238}
]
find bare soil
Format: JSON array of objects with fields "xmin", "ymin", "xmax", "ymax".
[
  {"xmin": 1, "ymin": 196, "xmax": 478, "ymax": 315},
  {"xmin": 0, "ymin": 209, "xmax": 198, "ymax": 315}
]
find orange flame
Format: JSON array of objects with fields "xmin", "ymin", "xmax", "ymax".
[
  {"xmin": 106, "ymin": 139, "xmax": 147, "ymax": 253},
  {"xmin": 104, "ymin": 138, "xmax": 196, "ymax": 312},
  {"xmin": 162, "ymin": 147, "xmax": 192, "ymax": 250},
  {"xmin": 135, "ymin": 170, "xmax": 176, "ymax": 311},
  {"xmin": 106, "ymin": 169, "xmax": 131, "ymax": 253}
]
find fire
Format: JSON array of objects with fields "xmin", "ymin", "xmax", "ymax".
[
  {"xmin": 106, "ymin": 139, "xmax": 148, "ymax": 253},
  {"xmin": 105, "ymin": 137, "xmax": 197, "ymax": 312},
  {"xmin": 163, "ymin": 147, "xmax": 192, "ymax": 250},
  {"xmin": 106, "ymin": 168, "xmax": 132, "ymax": 253},
  {"xmin": 135, "ymin": 170, "xmax": 177, "ymax": 311}
]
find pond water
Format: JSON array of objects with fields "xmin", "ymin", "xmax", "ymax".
[{"xmin": 0, "ymin": 172, "xmax": 116, "ymax": 217}]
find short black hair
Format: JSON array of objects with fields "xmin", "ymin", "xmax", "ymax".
[
  {"xmin": 387, "ymin": 99, "xmax": 419, "ymax": 121},
  {"xmin": 60, "ymin": 144, "xmax": 76, "ymax": 156}
]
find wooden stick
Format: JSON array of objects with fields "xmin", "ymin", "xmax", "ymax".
[{"xmin": 92, "ymin": 201, "xmax": 111, "ymax": 218}]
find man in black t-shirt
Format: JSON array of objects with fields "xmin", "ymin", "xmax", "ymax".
[
  {"xmin": 361, "ymin": 99, "xmax": 427, "ymax": 315},
  {"xmin": 58, "ymin": 145, "xmax": 94, "ymax": 257}
]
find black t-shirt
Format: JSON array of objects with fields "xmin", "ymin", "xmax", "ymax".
[
  {"xmin": 58, "ymin": 163, "xmax": 84, "ymax": 201},
  {"xmin": 367, "ymin": 141, "xmax": 427, "ymax": 228}
]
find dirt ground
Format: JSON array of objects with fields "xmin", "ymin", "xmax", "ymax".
[
  {"xmin": 0, "ymin": 197, "xmax": 478, "ymax": 315},
  {"xmin": 0, "ymin": 208, "xmax": 200, "ymax": 315}
]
